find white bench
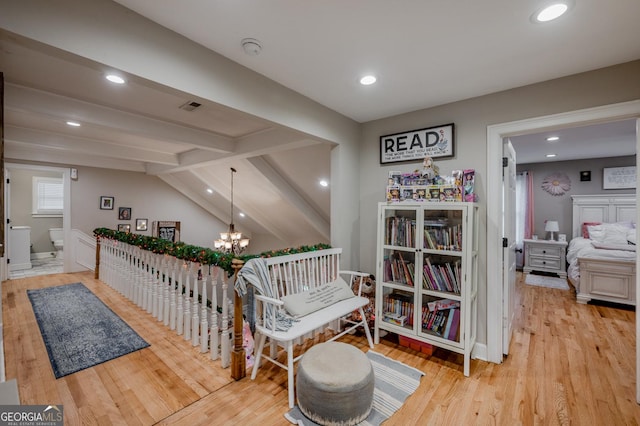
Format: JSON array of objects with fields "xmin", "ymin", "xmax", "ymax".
[{"xmin": 235, "ymin": 248, "xmax": 374, "ymax": 408}]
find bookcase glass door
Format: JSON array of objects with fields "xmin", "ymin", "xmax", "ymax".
[
  {"xmin": 380, "ymin": 206, "xmax": 419, "ymax": 333},
  {"xmin": 420, "ymin": 207, "xmax": 465, "ymax": 345}
]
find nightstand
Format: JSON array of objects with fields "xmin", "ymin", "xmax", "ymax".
[{"xmin": 523, "ymin": 239, "xmax": 568, "ymax": 278}]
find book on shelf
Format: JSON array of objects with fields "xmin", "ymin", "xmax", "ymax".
[
  {"xmin": 383, "ymin": 312, "xmax": 407, "ymax": 327},
  {"xmin": 426, "ymin": 298, "xmax": 460, "ymax": 311},
  {"xmin": 385, "ymin": 216, "xmax": 416, "ymax": 247},
  {"xmin": 421, "ymin": 306, "xmax": 460, "ymax": 341},
  {"xmin": 383, "ymin": 293, "xmax": 414, "ymax": 326},
  {"xmin": 383, "ymin": 253, "xmax": 415, "ymax": 286}
]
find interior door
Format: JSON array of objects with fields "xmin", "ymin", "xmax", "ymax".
[{"xmin": 502, "ymin": 139, "xmax": 517, "ymax": 355}]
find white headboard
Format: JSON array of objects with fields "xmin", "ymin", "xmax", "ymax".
[{"xmin": 571, "ymin": 194, "xmax": 637, "ymax": 239}]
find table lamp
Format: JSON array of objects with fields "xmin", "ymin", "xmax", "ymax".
[{"xmin": 545, "ymin": 220, "xmax": 559, "ymax": 241}]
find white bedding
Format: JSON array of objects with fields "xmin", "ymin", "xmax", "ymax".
[{"xmin": 566, "ymin": 236, "xmax": 636, "ymax": 288}]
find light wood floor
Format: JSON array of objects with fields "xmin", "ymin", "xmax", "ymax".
[{"xmin": 3, "ymin": 271, "xmax": 640, "ymax": 425}]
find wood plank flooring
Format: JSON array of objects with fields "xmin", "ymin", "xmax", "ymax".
[{"xmin": 3, "ymin": 271, "xmax": 640, "ymax": 425}]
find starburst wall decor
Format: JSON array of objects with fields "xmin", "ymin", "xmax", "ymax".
[{"xmin": 541, "ymin": 172, "xmax": 571, "ymax": 196}]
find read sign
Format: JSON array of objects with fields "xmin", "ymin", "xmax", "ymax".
[{"xmin": 380, "ymin": 123, "xmax": 454, "ymax": 164}]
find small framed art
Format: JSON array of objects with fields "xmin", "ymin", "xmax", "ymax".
[
  {"xmin": 118, "ymin": 207, "xmax": 132, "ymax": 220},
  {"xmin": 117, "ymin": 224, "xmax": 131, "ymax": 232},
  {"xmin": 136, "ymin": 218, "xmax": 148, "ymax": 231},
  {"xmin": 100, "ymin": 196, "xmax": 114, "ymax": 210}
]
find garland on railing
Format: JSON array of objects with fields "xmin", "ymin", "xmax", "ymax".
[{"xmin": 93, "ymin": 228, "xmax": 331, "ymax": 275}]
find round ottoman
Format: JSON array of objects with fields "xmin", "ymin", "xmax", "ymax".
[{"xmin": 296, "ymin": 342, "xmax": 374, "ymax": 425}]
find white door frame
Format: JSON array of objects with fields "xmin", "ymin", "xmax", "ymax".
[
  {"xmin": 3, "ymin": 163, "xmax": 71, "ymax": 277},
  {"xmin": 486, "ymin": 99, "xmax": 640, "ymax": 366}
]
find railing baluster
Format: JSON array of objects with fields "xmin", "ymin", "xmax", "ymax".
[
  {"xmin": 183, "ymin": 262, "xmax": 192, "ymax": 341},
  {"xmin": 176, "ymin": 261, "xmax": 185, "ymax": 335},
  {"xmin": 210, "ymin": 267, "xmax": 220, "ymax": 360},
  {"xmin": 200, "ymin": 267, "xmax": 209, "ymax": 353}
]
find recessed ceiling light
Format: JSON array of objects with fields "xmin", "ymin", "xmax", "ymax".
[
  {"xmin": 319, "ymin": 179, "xmax": 329, "ymax": 187},
  {"xmin": 546, "ymin": 153, "xmax": 557, "ymax": 158},
  {"xmin": 66, "ymin": 121, "xmax": 81, "ymax": 127},
  {"xmin": 206, "ymin": 188, "xmax": 214, "ymax": 194},
  {"xmin": 105, "ymin": 74, "xmax": 126, "ymax": 84},
  {"xmin": 546, "ymin": 136, "xmax": 559, "ymax": 141},
  {"xmin": 239, "ymin": 212, "xmax": 246, "ymax": 218},
  {"xmin": 532, "ymin": 2, "xmax": 572, "ymax": 23},
  {"xmin": 360, "ymin": 75, "xmax": 377, "ymax": 86}
]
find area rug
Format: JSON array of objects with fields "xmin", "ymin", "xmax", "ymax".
[
  {"xmin": 285, "ymin": 350, "xmax": 424, "ymax": 425},
  {"xmin": 525, "ymin": 273, "xmax": 569, "ymax": 290},
  {"xmin": 27, "ymin": 282, "xmax": 149, "ymax": 378}
]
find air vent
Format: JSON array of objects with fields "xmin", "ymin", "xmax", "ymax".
[{"xmin": 179, "ymin": 101, "xmax": 202, "ymax": 111}]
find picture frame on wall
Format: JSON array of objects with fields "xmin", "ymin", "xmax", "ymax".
[
  {"xmin": 136, "ymin": 218, "xmax": 148, "ymax": 231},
  {"xmin": 379, "ymin": 123, "xmax": 455, "ymax": 164},
  {"xmin": 603, "ymin": 166, "xmax": 636, "ymax": 189},
  {"xmin": 118, "ymin": 207, "xmax": 132, "ymax": 220},
  {"xmin": 117, "ymin": 224, "xmax": 131, "ymax": 232},
  {"xmin": 100, "ymin": 196, "xmax": 114, "ymax": 210}
]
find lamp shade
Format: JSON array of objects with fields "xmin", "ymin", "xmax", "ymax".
[{"xmin": 545, "ymin": 221, "xmax": 559, "ymax": 232}]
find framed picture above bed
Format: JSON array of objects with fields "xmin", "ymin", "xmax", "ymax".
[{"xmin": 603, "ymin": 166, "xmax": 636, "ymax": 189}]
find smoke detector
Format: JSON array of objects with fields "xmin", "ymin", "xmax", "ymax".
[{"xmin": 241, "ymin": 38, "xmax": 262, "ymax": 56}]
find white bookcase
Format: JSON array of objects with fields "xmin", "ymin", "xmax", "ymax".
[{"xmin": 374, "ymin": 202, "xmax": 478, "ymax": 376}]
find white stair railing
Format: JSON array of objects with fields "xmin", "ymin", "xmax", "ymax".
[{"xmin": 96, "ymin": 237, "xmax": 232, "ymax": 368}]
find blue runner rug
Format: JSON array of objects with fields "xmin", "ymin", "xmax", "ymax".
[
  {"xmin": 27, "ymin": 282, "xmax": 150, "ymax": 378},
  {"xmin": 285, "ymin": 349, "xmax": 424, "ymax": 425}
]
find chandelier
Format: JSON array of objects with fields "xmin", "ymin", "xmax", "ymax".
[{"xmin": 214, "ymin": 167, "xmax": 250, "ymax": 254}]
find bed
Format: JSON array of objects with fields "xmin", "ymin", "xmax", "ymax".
[{"xmin": 567, "ymin": 194, "xmax": 637, "ymax": 305}]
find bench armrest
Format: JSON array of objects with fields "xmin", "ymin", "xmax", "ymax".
[
  {"xmin": 340, "ymin": 270, "xmax": 373, "ymax": 297},
  {"xmin": 255, "ymin": 293, "xmax": 284, "ymax": 307}
]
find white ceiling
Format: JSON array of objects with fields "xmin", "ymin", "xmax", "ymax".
[{"xmin": 1, "ymin": 0, "xmax": 639, "ymax": 247}]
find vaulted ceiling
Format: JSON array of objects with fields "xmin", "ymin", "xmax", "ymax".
[{"xmin": 2, "ymin": 0, "xmax": 639, "ymax": 247}]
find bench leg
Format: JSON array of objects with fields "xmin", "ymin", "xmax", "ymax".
[
  {"xmin": 358, "ymin": 307, "xmax": 374, "ymax": 349},
  {"xmin": 251, "ymin": 332, "xmax": 267, "ymax": 380},
  {"xmin": 287, "ymin": 340, "xmax": 295, "ymax": 408}
]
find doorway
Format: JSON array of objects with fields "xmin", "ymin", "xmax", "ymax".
[
  {"xmin": 486, "ymin": 99, "xmax": 640, "ymax": 401},
  {"xmin": 3, "ymin": 163, "xmax": 71, "ymax": 280}
]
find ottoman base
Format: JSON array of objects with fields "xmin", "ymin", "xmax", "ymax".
[{"xmin": 296, "ymin": 342, "xmax": 374, "ymax": 426}]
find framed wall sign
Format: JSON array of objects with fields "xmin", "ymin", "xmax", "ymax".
[
  {"xmin": 603, "ymin": 166, "xmax": 636, "ymax": 189},
  {"xmin": 380, "ymin": 123, "xmax": 454, "ymax": 164}
]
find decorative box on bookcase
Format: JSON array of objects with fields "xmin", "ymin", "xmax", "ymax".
[{"xmin": 374, "ymin": 201, "xmax": 478, "ymax": 376}]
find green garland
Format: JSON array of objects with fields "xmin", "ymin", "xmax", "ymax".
[{"xmin": 93, "ymin": 227, "xmax": 331, "ymax": 276}]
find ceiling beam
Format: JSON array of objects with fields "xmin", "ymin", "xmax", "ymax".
[
  {"xmin": 6, "ymin": 84, "xmax": 235, "ymax": 152},
  {"xmin": 247, "ymin": 156, "xmax": 330, "ymax": 239},
  {"xmin": 6, "ymin": 125, "xmax": 179, "ymax": 165},
  {"xmin": 145, "ymin": 127, "xmax": 325, "ymax": 175},
  {"xmin": 4, "ymin": 141, "xmax": 146, "ymax": 172}
]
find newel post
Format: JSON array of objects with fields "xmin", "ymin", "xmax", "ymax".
[
  {"xmin": 95, "ymin": 235, "xmax": 101, "ymax": 279},
  {"xmin": 231, "ymin": 258, "xmax": 246, "ymax": 380}
]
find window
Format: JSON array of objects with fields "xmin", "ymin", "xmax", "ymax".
[{"xmin": 33, "ymin": 177, "xmax": 63, "ymax": 216}]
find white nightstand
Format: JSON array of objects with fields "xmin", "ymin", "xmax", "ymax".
[{"xmin": 523, "ymin": 239, "xmax": 568, "ymax": 278}]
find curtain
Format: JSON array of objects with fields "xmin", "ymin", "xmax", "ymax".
[{"xmin": 515, "ymin": 171, "xmax": 534, "ymax": 268}]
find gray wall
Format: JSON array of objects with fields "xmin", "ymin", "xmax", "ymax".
[
  {"xmin": 70, "ymin": 166, "xmax": 233, "ymax": 249},
  {"xmin": 519, "ymin": 155, "xmax": 636, "ymax": 240},
  {"xmin": 360, "ymin": 60, "xmax": 640, "ymax": 347},
  {"xmin": 9, "ymin": 168, "xmax": 63, "ymax": 255}
]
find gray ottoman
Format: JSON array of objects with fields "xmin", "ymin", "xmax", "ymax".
[{"xmin": 296, "ymin": 342, "xmax": 374, "ymax": 425}]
